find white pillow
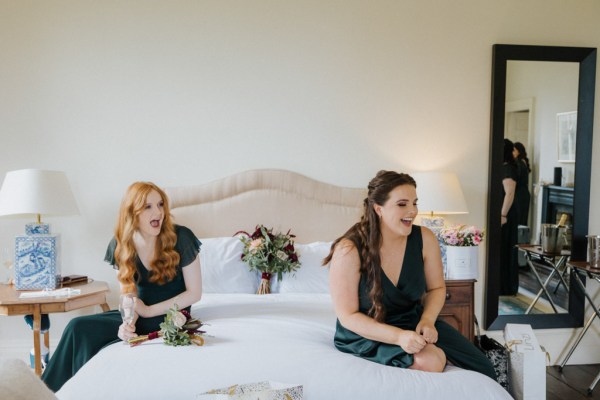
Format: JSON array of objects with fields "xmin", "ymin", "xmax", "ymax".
[
  {"xmin": 278, "ymin": 241, "xmax": 333, "ymax": 293},
  {"xmin": 200, "ymin": 237, "xmax": 259, "ymax": 293}
]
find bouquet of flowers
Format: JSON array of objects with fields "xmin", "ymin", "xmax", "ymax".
[
  {"xmin": 128, "ymin": 304, "xmax": 206, "ymax": 347},
  {"xmin": 237, "ymin": 225, "xmax": 301, "ymax": 294},
  {"xmin": 438, "ymin": 225, "xmax": 485, "ymax": 247}
]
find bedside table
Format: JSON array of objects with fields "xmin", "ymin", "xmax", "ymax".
[
  {"xmin": 439, "ymin": 279, "xmax": 475, "ymax": 341},
  {"xmin": 0, "ymin": 280, "xmax": 110, "ymax": 377}
]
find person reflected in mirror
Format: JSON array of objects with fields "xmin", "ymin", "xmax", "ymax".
[
  {"xmin": 501, "ymin": 139, "xmax": 520, "ymax": 296},
  {"xmin": 326, "ymin": 170, "xmax": 496, "ymax": 380},
  {"xmin": 41, "ymin": 182, "xmax": 202, "ymax": 392},
  {"xmin": 513, "ymin": 142, "xmax": 531, "ymax": 227}
]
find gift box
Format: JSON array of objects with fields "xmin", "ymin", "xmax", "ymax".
[
  {"xmin": 504, "ymin": 323, "xmax": 546, "ymax": 400},
  {"xmin": 197, "ymin": 381, "xmax": 303, "ymax": 400},
  {"xmin": 445, "ymin": 245, "xmax": 479, "ymax": 279},
  {"xmin": 14, "ymin": 234, "xmax": 61, "ymax": 290}
]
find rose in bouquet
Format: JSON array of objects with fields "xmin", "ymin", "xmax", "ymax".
[
  {"xmin": 237, "ymin": 225, "xmax": 300, "ymax": 294},
  {"xmin": 438, "ymin": 225, "xmax": 485, "ymax": 247},
  {"xmin": 128, "ymin": 304, "xmax": 206, "ymax": 347}
]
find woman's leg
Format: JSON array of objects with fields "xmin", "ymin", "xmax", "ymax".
[
  {"xmin": 410, "ymin": 344, "xmax": 446, "ymax": 372},
  {"xmin": 435, "ymin": 320, "xmax": 497, "ymax": 380},
  {"xmin": 42, "ymin": 310, "xmax": 121, "ymax": 392}
]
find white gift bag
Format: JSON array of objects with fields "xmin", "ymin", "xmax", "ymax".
[
  {"xmin": 504, "ymin": 324, "xmax": 546, "ymax": 400},
  {"xmin": 197, "ymin": 381, "xmax": 303, "ymax": 400}
]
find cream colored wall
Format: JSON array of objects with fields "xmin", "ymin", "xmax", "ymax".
[{"xmin": 1, "ymin": 0, "xmax": 599, "ymax": 365}]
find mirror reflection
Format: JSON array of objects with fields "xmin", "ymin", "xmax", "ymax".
[
  {"xmin": 499, "ymin": 61, "xmax": 579, "ymax": 316},
  {"xmin": 485, "ymin": 44, "xmax": 595, "ymax": 330}
]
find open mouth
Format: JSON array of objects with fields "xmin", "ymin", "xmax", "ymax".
[
  {"xmin": 401, "ymin": 218, "xmax": 413, "ymax": 225},
  {"xmin": 150, "ymin": 219, "xmax": 161, "ymax": 228}
]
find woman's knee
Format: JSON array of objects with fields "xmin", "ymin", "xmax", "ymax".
[{"xmin": 411, "ymin": 345, "xmax": 446, "ymax": 373}]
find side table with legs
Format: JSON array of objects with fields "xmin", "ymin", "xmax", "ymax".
[
  {"xmin": 517, "ymin": 244, "xmax": 570, "ymax": 314},
  {"xmin": 558, "ymin": 261, "xmax": 600, "ymax": 395},
  {"xmin": 0, "ymin": 280, "xmax": 110, "ymax": 377}
]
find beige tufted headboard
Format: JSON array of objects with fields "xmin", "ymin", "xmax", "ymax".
[{"xmin": 165, "ymin": 169, "xmax": 366, "ymax": 243}]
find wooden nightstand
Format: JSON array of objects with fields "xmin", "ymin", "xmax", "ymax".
[
  {"xmin": 439, "ymin": 279, "xmax": 475, "ymax": 341},
  {"xmin": 0, "ymin": 280, "xmax": 110, "ymax": 377}
]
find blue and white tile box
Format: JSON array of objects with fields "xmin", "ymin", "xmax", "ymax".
[{"xmin": 14, "ymin": 234, "xmax": 61, "ymax": 290}]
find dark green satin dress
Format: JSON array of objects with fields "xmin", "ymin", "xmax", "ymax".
[
  {"xmin": 334, "ymin": 225, "xmax": 496, "ymax": 380},
  {"xmin": 41, "ymin": 225, "xmax": 201, "ymax": 392}
]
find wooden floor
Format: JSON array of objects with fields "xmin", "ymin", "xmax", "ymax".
[{"xmin": 547, "ymin": 364, "xmax": 600, "ymax": 399}]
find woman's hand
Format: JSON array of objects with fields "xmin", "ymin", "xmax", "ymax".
[
  {"xmin": 118, "ymin": 321, "xmax": 137, "ymax": 342},
  {"xmin": 501, "ymin": 215, "xmax": 507, "ymax": 226},
  {"xmin": 397, "ymin": 330, "xmax": 427, "ymax": 354},
  {"xmin": 134, "ymin": 297, "xmax": 150, "ymax": 318},
  {"xmin": 416, "ymin": 318, "xmax": 438, "ymax": 344}
]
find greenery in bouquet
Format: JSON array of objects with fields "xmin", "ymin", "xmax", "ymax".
[
  {"xmin": 237, "ymin": 225, "xmax": 301, "ymax": 293},
  {"xmin": 438, "ymin": 225, "xmax": 484, "ymax": 247},
  {"xmin": 128, "ymin": 304, "xmax": 206, "ymax": 347}
]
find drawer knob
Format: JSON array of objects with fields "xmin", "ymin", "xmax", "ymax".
[{"xmin": 446, "ymin": 291, "xmax": 451, "ymax": 300}]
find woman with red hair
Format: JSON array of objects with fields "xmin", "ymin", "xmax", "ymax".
[{"xmin": 42, "ymin": 182, "xmax": 202, "ymax": 392}]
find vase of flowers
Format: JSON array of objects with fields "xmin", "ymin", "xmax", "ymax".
[
  {"xmin": 438, "ymin": 225, "xmax": 484, "ymax": 280},
  {"xmin": 237, "ymin": 225, "xmax": 301, "ymax": 294}
]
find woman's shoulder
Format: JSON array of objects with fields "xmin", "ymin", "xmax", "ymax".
[
  {"xmin": 174, "ymin": 224, "xmax": 194, "ymax": 237},
  {"xmin": 332, "ymin": 238, "xmax": 359, "ymax": 259}
]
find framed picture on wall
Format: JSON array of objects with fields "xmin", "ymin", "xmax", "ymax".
[{"xmin": 557, "ymin": 111, "xmax": 577, "ymax": 163}]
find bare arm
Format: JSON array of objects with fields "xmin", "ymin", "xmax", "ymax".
[
  {"xmin": 135, "ymin": 255, "xmax": 203, "ymax": 318},
  {"xmin": 501, "ymin": 177, "xmax": 516, "ymax": 225},
  {"xmin": 329, "ymin": 239, "xmax": 426, "ymax": 354},
  {"xmin": 415, "ymin": 227, "xmax": 446, "ymax": 343}
]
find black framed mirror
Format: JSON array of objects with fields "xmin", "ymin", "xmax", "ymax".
[{"xmin": 485, "ymin": 44, "xmax": 596, "ymax": 330}]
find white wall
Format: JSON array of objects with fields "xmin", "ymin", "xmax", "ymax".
[{"xmin": 1, "ymin": 0, "xmax": 599, "ymax": 365}]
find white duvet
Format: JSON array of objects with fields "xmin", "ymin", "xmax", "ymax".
[{"xmin": 57, "ymin": 294, "xmax": 511, "ymax": 400}]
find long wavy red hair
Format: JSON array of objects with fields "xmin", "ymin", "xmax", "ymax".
[{"xmin": 114, "ymin": 182, "xmax": 180, "ymax": 294}]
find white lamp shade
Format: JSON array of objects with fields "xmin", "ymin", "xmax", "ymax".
[
  {"xmin": 0, "ymin": 169, "xmax": 80, "ymax": 218},
  {"xmin": 411, "ymin": 172, "xmax": 468, "ymax": 215}
]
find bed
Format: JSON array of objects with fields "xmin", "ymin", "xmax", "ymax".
[{"xmin": 56, "ymin": 169, "xmax": 511, "ymax": 400}]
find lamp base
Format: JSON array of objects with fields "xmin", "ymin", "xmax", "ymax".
[
  {"xmin": 420, "ymin": 216, "xmax": 448, "ymax": 278},
  {"xmin": 14, "ymin": 234, "xmax": 61, "ymax": 290}
]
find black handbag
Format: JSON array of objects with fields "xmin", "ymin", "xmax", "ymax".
[{"xmin": 474, "ymin": 317, "xmax": 509, "ymax": 391}]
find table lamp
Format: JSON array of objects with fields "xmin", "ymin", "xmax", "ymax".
[
  {"xmin": 411, "ymin": 171, "xmax": 469, "ymax": 231},
  {"xmin": 0, "ymin": 169, "xmax": 79, "ymax": 289}
]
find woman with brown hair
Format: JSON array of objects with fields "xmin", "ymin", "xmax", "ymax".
[
  {"xmin": 42, "ymin": 182, "xmax": 202, "ymax": 392},
  {"xmin": 326, "ymin": 170, "xmax": 495, "ymax": 379}
]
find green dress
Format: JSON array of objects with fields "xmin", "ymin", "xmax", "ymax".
[
  {"xmin": 41, "ymin": 225, "xmax": 201, "ymax": 392},
  {"xmin": 334, "ymin": 225, "xmax": 496, "ymax": 380}
]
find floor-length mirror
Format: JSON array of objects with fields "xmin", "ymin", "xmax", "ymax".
[{"xmin": 485, "ymin": 44, "xmax": 596, "ymax": 330}]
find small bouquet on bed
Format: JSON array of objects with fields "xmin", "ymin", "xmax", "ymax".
[
  {"xmin": 128, "ymin": 304, "xmax": 206, "ymax": 347},
  {"xmin": 236, "ymin": 225, "xmax": 300, "ymax": 294}
]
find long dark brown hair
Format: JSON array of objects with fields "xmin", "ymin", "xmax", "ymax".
[
  {"xmin": 514, "ymin": 142, "xmax": 531, "ymax": 172},
  {"xmin": 324, "ymin": 170, "xmax": 416, "ymax": 322}
]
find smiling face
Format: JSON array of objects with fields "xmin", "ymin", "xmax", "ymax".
[
  {"xmin": 136, "ymin": 189, "xmax": 165, "ymax": 239},
  {"xmin": 374, "ymin": 184, "xmax": 418, "ymax": 238}
]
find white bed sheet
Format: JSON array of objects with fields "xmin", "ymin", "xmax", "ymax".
[{"xmin": 57, "ymin": 294, "xmax": 511, "ymax": 400}]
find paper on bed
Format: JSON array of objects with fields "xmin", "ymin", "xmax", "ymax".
[{"xmin": 197, "ymin": 381, "xmax": 302, "ymax": 400}]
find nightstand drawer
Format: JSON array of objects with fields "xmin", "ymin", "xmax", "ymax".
[{"xmin": 444, "ymin": 284, "xmax": 471, "ymax": 305}]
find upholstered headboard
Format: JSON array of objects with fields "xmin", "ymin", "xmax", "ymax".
[{"xmin": 165, "ymin": 169, "xmax": 366, "ymax": 243}]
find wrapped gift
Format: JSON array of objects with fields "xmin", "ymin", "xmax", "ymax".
[
  {"xmin": 504, "ymin": 323, "xmax": 546, "ymax": 400},
  {"xmin": 14, "ymin": 234, "xmax": 61, "ymax": 290},
  {"xmin": 445, "ymin": 245, "xmax": 479, "ymax": 279},
  {"xmin": 197, "ymin": 381, "xmax": 303, "ymax": 400}
]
